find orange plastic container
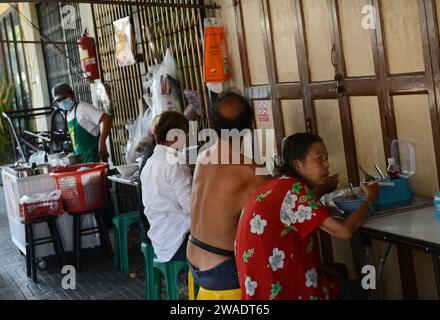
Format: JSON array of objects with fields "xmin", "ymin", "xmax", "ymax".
[{"xmin": 50, "ymin": 163, "xmax": 109, "ymax": 214}]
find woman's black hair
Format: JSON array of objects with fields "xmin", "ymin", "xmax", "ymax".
[{"xmin": 274, "ymin": 133, "xmax": 324, "ymax": 179}]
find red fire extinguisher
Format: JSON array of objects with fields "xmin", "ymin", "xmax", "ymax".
[{"xmin": 79, "ymin": 28, "xmax": 100, "ymax": 81}]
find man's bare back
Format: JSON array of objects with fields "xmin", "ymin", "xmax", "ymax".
[{"xmin": 187, "ymin": 141, "xmax": 269, "ymax": 271}]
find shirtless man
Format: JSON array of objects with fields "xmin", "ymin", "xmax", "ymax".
[{"xmin": 187, "ymin": 92, "xmax": 269, "ymax": 290}]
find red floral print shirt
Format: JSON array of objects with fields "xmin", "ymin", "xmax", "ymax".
[{"xmin": 235, "ymin": 176, "xmax": 340, "ymax": 300}]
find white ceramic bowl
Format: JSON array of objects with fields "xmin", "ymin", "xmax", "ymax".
[{"xmin": 117, "ymin": 164, "xmax": 139, "ymax": 178}]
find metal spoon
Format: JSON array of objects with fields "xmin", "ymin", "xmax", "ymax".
[
  {"xmin": 374, "ymin": 164, "xmax": 386, "ymax": 180},
  {"xmin": 349, "ymin": 183, "xmax": 359, "ymax": 200},
  {"xmin": 358, "ymin": 165, "xmax": 376, "ymax": 182}
]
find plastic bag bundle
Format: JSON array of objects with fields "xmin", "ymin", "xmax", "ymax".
[
  {"xmin": 29, "ymin": 151, "xmax": 47, "ymax": 166},
  {"xmin": 150, "ymin": 49, "xmax": 182, "ymax": 118},
  {"xmin": 125, "ymin": 108, "xmax": 153, "ymax": 164},
  {"xmin": 143, "ymin": 64, "xmax": 159, "ymax": 109},
  {"xmin": 183, "ymin": 89, "xmax": 202, "ymax": 121},
  {"xmin": 96, "ymin": 83, "xmax": 113, "ymax": 115},
  {"xmin": 20, "ymin": 190, "xmax": 62, "ymax": 205}
]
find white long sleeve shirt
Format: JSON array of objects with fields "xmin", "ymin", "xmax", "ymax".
[{"xmin": 140, "ymin": 145, "xmax": 192, "ymax": 262}]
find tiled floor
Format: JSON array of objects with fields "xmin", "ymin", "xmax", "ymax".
[{"xmin": 0, "ymin": 186, "xmax": 147, "ymax": 300}]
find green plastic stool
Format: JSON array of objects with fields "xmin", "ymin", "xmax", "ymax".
[
  {"xmin": 141, "ymin": 242, "xmax": 156, "ymax": 300},
  {"xmin": 152, "ymin": 259, "xmax": 189, "ymax": 300},
  {"xmin": 140, "ymin": 242, "xmax": 189, "ymax": 300},
  {"xmin": 112, "ymin": 212, "xmax": 140, "ymax": 276}
]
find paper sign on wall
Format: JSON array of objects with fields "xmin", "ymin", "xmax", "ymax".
[{"xmin": 257, "ymin": 101, "xmax": 270, "ymax": 122}]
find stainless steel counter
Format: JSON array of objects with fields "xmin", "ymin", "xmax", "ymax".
[{"xmin": 107, "ymin": 175, "xmax": 139, "ymax": 187}]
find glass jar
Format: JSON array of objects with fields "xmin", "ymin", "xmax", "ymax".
[{"xmin": 387, "ymin": 158, "xmax": 401, "ymax": 180}]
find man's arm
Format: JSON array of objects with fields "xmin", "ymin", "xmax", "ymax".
[{"xmin": 99, "ymin": 113, "xmax": 113, "ymax": 162}]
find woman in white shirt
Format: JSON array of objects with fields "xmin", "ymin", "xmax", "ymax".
[{"xmin": 140, "ymin": 111, "xmax": 192, "ymax": 262}]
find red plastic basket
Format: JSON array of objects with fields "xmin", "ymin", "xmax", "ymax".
[
  {"xmin": 19, "ymin": 198, "xmax": 64, "ymax": 222},
  {"xmin": 50, "ymin": 163, "xmax": 109, "ymax": 214}
]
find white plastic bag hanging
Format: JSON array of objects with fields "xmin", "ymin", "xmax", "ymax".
[
  {"xmin": 143, "ymin": 64, "xmax": 159, "ymax": 110},
  {"xmin": 150, "ymin": 49, "xmax": 182, "ymax": 118},
  {"xmin": 124, "ymin": 108, "xmax": 153, "ymax": 164},
  {"xmin": 96, "ymin": 83, "xmax": 113, "ymax": 115}
]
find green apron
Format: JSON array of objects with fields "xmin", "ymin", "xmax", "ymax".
[{"xmin": 68, "ymin": 103, "xmax": 100, "ymax": 163}]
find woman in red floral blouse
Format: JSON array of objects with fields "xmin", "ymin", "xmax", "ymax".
[{"xmin": 235, "ymin": 133, "xmax": 379, "ymax": 300}]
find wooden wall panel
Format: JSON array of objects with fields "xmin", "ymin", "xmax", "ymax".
[
  {"xmin": 281, "ymin": 99, "xmax": 306, "ymax": 136},
  {"xmin": 241, "ymin": 0, "xmax": 269, "ymax": 85},
  {"xmin": 221, "ymin": 0, "xmax": 245, "ymax": 91},
  {"xmin": 314, "ymin": 99, "xmax": 349, "ymax": 187},
  {"xmin": 393, "ymin": 95, "xmax": 439, "ymax": 197},
  {"xmin": 436, "ymin": 0, "xmax": 440, "ymax": 41},
  {"xmin": 413, "ymin": 250, "xmax": 438, "ymax": 299},
  {"xmin": 302, "ymin": 0, "xmax": 334, "ymax": 81},
  {"xmin": 381, "ymin": 0, "xmax": 425, "ymax": 74},
  {"xmin": 350, "ymin": 96, "xmax": 386, "ymax": 176},
  {"xmin": 268, "ymin": 0, "xmax": 300, "ymax": 82},
  {"xmin": 338, "ymin": 0, "xmax": 375, "ymax": 77}
]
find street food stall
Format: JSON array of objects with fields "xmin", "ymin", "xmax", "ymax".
[{"xmin": 1, "ymin": 159, "xmax": 103, "ymax": 269}]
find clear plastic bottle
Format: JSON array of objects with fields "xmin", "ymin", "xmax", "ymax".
[{"xmin": 387, "ymin": 158, "xmax": 401, "ymax": 180}]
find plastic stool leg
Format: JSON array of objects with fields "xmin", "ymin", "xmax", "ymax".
[
  {"xmin": 166, "ymin": 265, "xmax": 180, "ymax": 301},
  {"xmin": 141, "ymin": 243, "xmax": 156, "ymax": 300},
  {"xmin": 113, "ymin": 221, "xmax": 120, "ymax": 270},
  {"xmin": 72, "ymin": 214, "xmax": 81, "ymax": 273},
  {"xmin": 94, "ymin": 211, "xmax": 114, "ymax": 259},
  {"xmin": 188, "ymin": 271, "xmax": 199, "ymax": 300},
  {"xmin": 152, "ymin": 268, "xmax": 162, "ymax": 300},
  {"xmin": 47, "ymin": 217, "xmax": 66, "ymax": 268},
  {"xmin": 25, "ymin": 224, "xmax": 31, "ymax": 278},
  {"xmin": 147, "ymin": 251, "xmax": 157, "ymax": 300},
  {"xmin": 28, "ymin": 223, "xmax": 37, "ymax": 283},
  {"xmin": 119, "ymin": 220, "xmax": 129, "ymax": 276},
  {"xmin": 141, "ymin": 244, "xmax": 149, "ymax": 300}
]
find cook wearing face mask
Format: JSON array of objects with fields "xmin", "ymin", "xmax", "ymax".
[
  {"xmin": 52, "ymin": 83, "xmax": 113, "ymax": 164},
  {"xmin": 57, "ymin": 96, "xmax": 76, "ymax": 112}
]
